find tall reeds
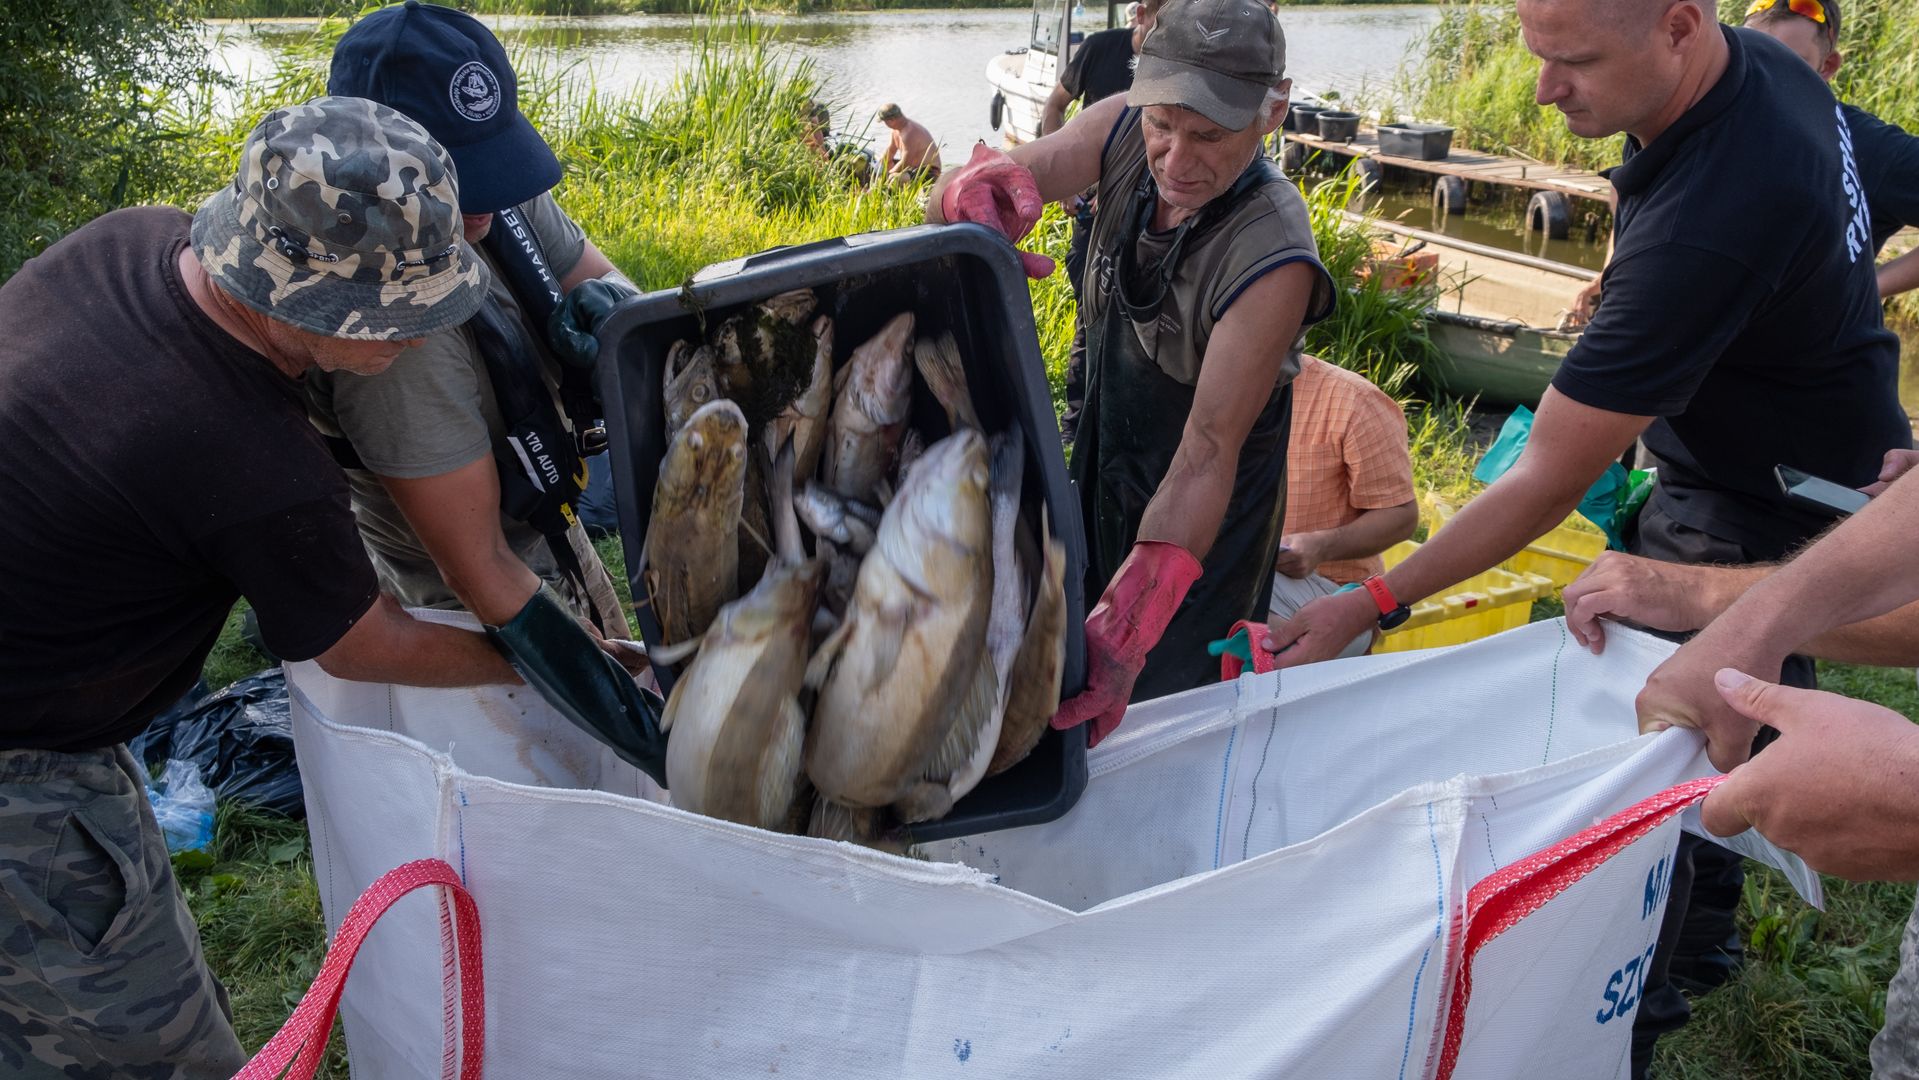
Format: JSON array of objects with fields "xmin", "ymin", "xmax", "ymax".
[{"xmin": 1399, "ymin": 0, "xmax": 1919, "ymax": 169}]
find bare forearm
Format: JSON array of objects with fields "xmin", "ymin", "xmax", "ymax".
[
  {"xmin": 1880, "ymin": 248, "xmax": 1919, "ymax": 300},
  {"xmin": 442, "ymin": 547, "xmax": 543, "ymax": 627},
  {"xmin": 1717, "ymin": 472, "xmax": 1919, "ymax": 661},
  {"xmin": 1138, "ymin": 438, "xmax": 1237, "ymax": 560},
  {"xmin": 317, "ymin": 595, "xmax": 519, "ymax": 686},
  {"xmin": 1384, "ymin": 466, "xmax": 1581, "ymax": 604},
  {"xmin": 1309, "ymin": 503, "xmax": 1418, "ymax": 564},
  {"xmin": 560, "ymin": 240, "xmax": 620, "ymax": 291}
]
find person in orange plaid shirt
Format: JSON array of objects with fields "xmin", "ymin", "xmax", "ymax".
[{"xmin": 1268, "ymin": 355, "xmax": 1418, "ymax": 659}]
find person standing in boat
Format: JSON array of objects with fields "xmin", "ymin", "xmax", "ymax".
[
  {"xmin": 1267, "ymin": 1, "xmax": 1908, "ymax": 1074},
  {"xmin": 927, "ymin": 0, "xmax": 1336, "ymax": 745},
  {"xmin": 1570, "ymin": 0, "xmax": 1919, "ymax": 323},
  {"xmin": 1040, "ymin": 0, "xmax": 1164, "ymax": 447}
]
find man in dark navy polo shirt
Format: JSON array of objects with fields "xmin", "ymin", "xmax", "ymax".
[
  {"xmin": 1570, "ymin": 0, "xmax": 1919, "ymax": 322},
  {"xmin": 1267, "ymin": 1, "xmax": 1910, "ymax": 1073},
  {"xmin": 1744, "ymin": 0, "xmax": 1919, "ymax": 299}
]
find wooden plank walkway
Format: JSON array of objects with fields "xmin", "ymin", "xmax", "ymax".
[{"xmin": 1284, "ymin": 128, "xmax": 1615, "ymax": 204}]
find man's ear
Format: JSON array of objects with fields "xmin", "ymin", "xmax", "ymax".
[
  {"xmin": 1257, "ymin": 79, "xmax": 1293, "ymax": 138},
  {"xmin": 1821, "ymin": 48, "xmax": 1843, "ymax": 81}
]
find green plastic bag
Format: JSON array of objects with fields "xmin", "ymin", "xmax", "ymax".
[{"xmin": 1471, "ymin": 406, "xmax": 1655, "ymax": 550}]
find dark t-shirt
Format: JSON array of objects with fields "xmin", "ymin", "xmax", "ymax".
[
  {"xmin": 0, "ymin": 207, "xmax": 379, "ymax": 752},
  {"xmin": 1063, "ymin": 27, "xmax": 1135, "ymax": 107},
  {"xmin": 1551, "ymin": 27, "xmax": 1908, "ymax": 558},
  {"xmin": 1843, "ymin": 102, "xmax": 1919, "ymax": 254}
]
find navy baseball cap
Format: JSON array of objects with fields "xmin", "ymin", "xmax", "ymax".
[{"xmin": 328, "ymin": 1, "xmax": 562, "ymax": 214}]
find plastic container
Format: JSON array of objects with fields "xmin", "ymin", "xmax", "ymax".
[
  {"xmin": 1376, "ymin": 123, "xmax": 1454, "ymax": 161},
  {"xmin": 1290, "ymin": 105, "xmax": 1325, "ymax": 135},
  {"xmin": 1373, "ymin": 540, "xmax": 1553, "ymax": 654},
  {"xmin": 1428, "ymin": 499, "xmax": 1607, "ymax": 590},
  {"xmin": 1315, "ymin": 110, "xmax": 1361, "ymax": 143},
  {"xmin": 595, "ymin": 223, "xmax": 1089, "ymax": 841}
]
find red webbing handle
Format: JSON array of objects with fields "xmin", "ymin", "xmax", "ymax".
[{"xmin": 232, "ymin": 858, "xmax": 483, "ymax": 1080}]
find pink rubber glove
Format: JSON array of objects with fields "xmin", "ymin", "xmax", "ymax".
[
  {"xmin": 939, "ymin": 142, "xmax": 1056, "ymax": 279},
  {"xmin": 1218, "ymin": 619, "xmax": 1282, "ymax": 682},
  {"xmin": 1051, "ymin": 541, "xmax": 1203, "ymax": 747}
]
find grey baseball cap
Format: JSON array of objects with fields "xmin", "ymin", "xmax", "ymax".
[
  {"xmin": 1127, "ymin": 0, "xmax": 1287, "ymax": 131},
  {"xmin": 190, "ymin": 95, "xmax": 484, "ymax": 340}
]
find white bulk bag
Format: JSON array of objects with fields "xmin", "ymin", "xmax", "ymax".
[{"xmin": 286, "ymin": 616, "xmax": 1812, "ymax": 1079}]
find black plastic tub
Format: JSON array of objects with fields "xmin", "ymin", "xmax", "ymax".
[
  {"xmin": 1290, "ymin": 104, "xmax": 1325, "ymax": 135},
  {"xmin": 594, "ymin": 223, "xmax": 1090, "ymax": 841},
  {"xmin": 1377, "ymin": 123, "xmax": 1454, "ymax": 161},
  {"xmin": 1316, "ymin": 110, "xmax": 1361, "ymax": 143}
]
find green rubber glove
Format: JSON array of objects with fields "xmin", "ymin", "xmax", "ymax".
[
  {"xmin": 486, "ymin": 590, "xmax": 668, "ymax": 786},
  {"xmin": 547, "ymin": 276, "xmax": 637, "ymax": 370}
]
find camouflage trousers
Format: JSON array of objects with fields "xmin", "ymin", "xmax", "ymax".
[
  {"xmin": 1875, "ymin": 894, "xmax": 1919, "ymax": 1078},
  {"xmin": 0, "ymin": 745, "xmax": 247, "ymax": 1079}
]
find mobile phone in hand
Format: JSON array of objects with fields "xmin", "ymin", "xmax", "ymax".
[{"xmin": 1775, "ymin": 464, "xmax": 1871, "ymax": 517}]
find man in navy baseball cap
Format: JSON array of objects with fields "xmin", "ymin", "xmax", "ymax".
[
  {"xmin": 329, "ymin": 0, "xmax": 562, "ymax": 215},
  {"xmin": 312, "ymin": 2, "xmax": 667, "ymax": 781}
]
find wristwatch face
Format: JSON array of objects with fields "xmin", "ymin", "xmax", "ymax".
[{"xmin": 1379, "ymin": 605, "xmax": 1412, "ymax": 632}]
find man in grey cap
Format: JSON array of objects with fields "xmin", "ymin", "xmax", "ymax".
[
  {"xmin": 928, "ymin": 0, "xmax": 1334, "ymax": 745},
  {"xmin": 0, "ymin": 96, "xmax": 519, "ymax": 1077}
]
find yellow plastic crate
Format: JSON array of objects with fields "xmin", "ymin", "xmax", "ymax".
[
  {"xmin": 1426, "ymin": 499, "xmax": 1609, "ymax": 590},
  {"xmin": 1373, "ymin": 540, "xmax": 1554, "ymax": 653}
]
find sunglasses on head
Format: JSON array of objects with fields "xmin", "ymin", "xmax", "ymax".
[{"xmin": 1745, "ymin": 0, "xmax": 1833, "ymax": 33}]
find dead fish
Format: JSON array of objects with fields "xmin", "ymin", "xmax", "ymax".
[
  {"xmin": 795, "ymin": 482, "xmax": 880, "ymax": 555},
  {"xmin": 663, "ymin": 340, "xmax": 720, "ymax": 436},
  {"xmin": 805, "ymin": 429, "xmax": 994, "ymax": 818},
  {"xmin": 661, "ymin": 439, "xmax": 823, "ymax": 832},
  {"xmin": 895, "ymin": 428, "xmax": 927, "ymax": 487},
  {"xmin": 766, "ymin": 315, "xmax": 834, "ymax": 484},
  {"xmin": 643, "ymin": 399, "xmax": 747, "ymax": 647},
  {"xmin": 821, "ymin": 312, "xmax": 913, "ymax": 502},
  {"xmin": 737, "ymin": 444, "xmax": 773, "ymax": 594},
  {"xmin": 712, "ymin": 289, "xmax": 820, "ymax": 427},
  {"xmin": 817, "ymin": 539, "xmax": 861, "ymax": 621},
  {"xmin": 989, "ymin": 504, "xmax": 1068, "ymax": 777},
  {"xmin": 806, "ymin": 796, "xmax": 909, "ymax": 855},
  {"xmin": 911, "ymin": 429, "xmax": 1028, "ymax": 814},
  {"xmin": 912, "ymin": 330, "xmax": 981, "ymax": 431}
]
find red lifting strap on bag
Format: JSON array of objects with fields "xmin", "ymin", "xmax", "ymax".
[
  {"xmin": 1434, "ymin": 774, "xmax": 1726, "ymax": 1079},
  {"xmin": 233, "ymin": 858, "xmax": 484, "ymax": 1080}
]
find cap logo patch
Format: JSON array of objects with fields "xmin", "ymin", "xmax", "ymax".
[
  {"xmin": 450, "ymin": 61, "xmax": 500, "ymax": 122},
  {"xmin": 1196, "ymin": 22, "xmax": 1231, "ymax": 41}
]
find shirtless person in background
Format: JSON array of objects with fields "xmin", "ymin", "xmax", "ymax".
[{"xmin": 878, "ymin": 102, "xmax": 942, "ymax": 184}]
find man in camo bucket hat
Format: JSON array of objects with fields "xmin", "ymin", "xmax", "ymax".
[
  {"xmin": 192, "ymin": 94, "xmax": 484, "ymax": 339},
  {"xmin": 0, "ymin": 94, "xmax": 520, "ymax": 1078}
]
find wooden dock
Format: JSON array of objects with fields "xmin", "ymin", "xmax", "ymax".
[{"xmin": 1282, "ymin": 128, "xmax": 1615, "ymax": 205}]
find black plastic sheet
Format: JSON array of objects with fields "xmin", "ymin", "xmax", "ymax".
[{"xmin": 131, "ymin": 669, "xmax": 303, "ymax": 818}]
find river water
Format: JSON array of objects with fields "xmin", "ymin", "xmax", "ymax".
[{"xmin": 206, "ymin": 4, "xmax": 1440, "ymax": 165}]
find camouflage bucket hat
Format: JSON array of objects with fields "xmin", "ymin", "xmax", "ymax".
[{"xmin": 190, "ymin": 95, "xmax": 484, "ymax": 340}]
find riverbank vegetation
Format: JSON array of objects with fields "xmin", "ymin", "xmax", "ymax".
[
  {"xmin": 1401, "ymin": 0, "xmax": 1919, "ymax": 170},
  {"xmin": 193, "ymin": 0, "xmax": 1028, "ymax": 17},
  {"xmin": 10, "ymin": 6, "xmax": 1913, "ymax": 1078}
]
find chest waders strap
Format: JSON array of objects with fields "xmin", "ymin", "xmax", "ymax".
[
  {"xmin": 466, "ymin": 297, "xmax": 606, "ymax": 634},
  {"xmin": 481, "ymin": 204, "xmax": 608, "ymax": 457}
]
